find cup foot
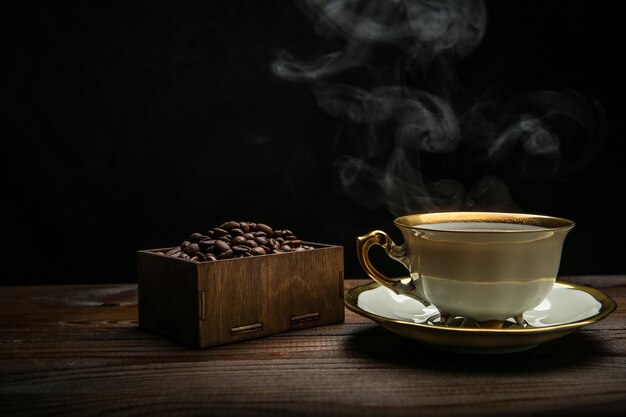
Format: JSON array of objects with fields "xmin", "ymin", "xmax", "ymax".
[{"xmin": 429, "ymin": 312, "xmax": 527, "ymax": 329}]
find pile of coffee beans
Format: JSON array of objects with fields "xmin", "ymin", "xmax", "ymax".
[{"xmin": 162, "ymin": 221, "xmax": 315, "ymax": 262}]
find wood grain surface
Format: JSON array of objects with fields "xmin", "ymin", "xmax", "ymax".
[{"xmin": 1, "ymin": 276, "xmax": 625, "ymax": 417}]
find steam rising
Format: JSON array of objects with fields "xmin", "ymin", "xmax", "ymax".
[
  {"xmin": 316, "ymin": 85, "xmax": 460, "ymax": 152},
  {"xmin": 273, "ymin": 0, "xmax": 487, "ymax": 81},
  {"xmin": 273, "ymin": 0, "xmax": 606, "ymax": 215},
  {"xmin": 463, "ymin": 89, "xmax": 606, "ymax": 179}
]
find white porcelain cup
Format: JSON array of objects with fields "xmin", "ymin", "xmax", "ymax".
[{"xmin": 356, "ymin": 212, "xmax": 574, "ymax": 327}]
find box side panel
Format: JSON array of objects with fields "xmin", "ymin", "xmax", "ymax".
[
  {"xmin": 137, "ymin": 251, "xmax": 200, "ymax": 347},
  {"xmin": 276, "ymin": 246, "xmax": 345, "ymax": 331},
  {"xmin": 197, "ymin": 257, "xmax": 270, "ymax": 347},
  {"xmin": 197, "ymin": 245, "xmax": 344, "ymax": 348}
]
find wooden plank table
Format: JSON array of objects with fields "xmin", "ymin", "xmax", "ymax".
[{"xmin": 1, "ymin": 276, "xmax": 624, "ymax": 416}]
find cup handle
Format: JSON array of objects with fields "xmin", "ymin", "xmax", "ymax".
[{"xmin": 356, "ymin": 230, "xmax": 429, "ymax": 305}]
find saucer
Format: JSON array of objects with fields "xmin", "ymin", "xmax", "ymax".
[{"xmin": 345, "ymin": 280, "xmax": 616, "ymax": 354}]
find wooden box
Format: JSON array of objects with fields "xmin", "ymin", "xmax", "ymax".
[{"xmin": 137, "ymin": 242, "xmax": 344, "ymax": 348}]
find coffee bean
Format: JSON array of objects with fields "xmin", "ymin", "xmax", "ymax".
[
  {"xmin": 256, "ymin": 223, "xmax": 273, "ymax": 235},
  {"xmin": 212, "ymin": 227, "xmax": 229, "ymax": 237},
  {"xmin": 180, "ymin": 253, "xmax": 191, "ymax": 259},
  {"xmin": 281, "ymin": 244, "xmax": 293, "ymax": 252},
  {"xmin": 206, "ymin": 253, "xmax": 217, "ymax": 261},
  {"xmin": 184, "ymin": 243, "xmax": 200, "ymax": 256},
  {"xmin": 250, "ymin": 247, "xmax": 266, "ymax": 256},
  {"xmin": 243, "ymin": 233, "xmax": 254, "ymax": 240},
  {"xmin": 195, "ymin": 252, "xmax": 207, "ymax": 261},
  {"xmin": 277, "ymin": 237, "xmax": 285, "ymax": 244},
  {"xmin": 285, "ymin": 235, "xmax": 297, "ymax": 241},
  {"xmin": 190, "ymin": 232, "xmax": 206, "ymax": 243},
  {"xmin": 232, "ymin": 245, "xmax": 250, "ymax": 254},
  {"xmin": 213, "ymin": 240, "xmax": 230, "ymax": 254},
  {"xmin": 231, "ymin": 236, "xmax": 246, "ymax": 246},
  {"xmin": 231, "ymin": 228, "xmax": 244, "ymax": 237},
  {"xmin": 240, "ymin": 223, "xmax": 251, "ymax": 233},
  {"xmin": 180, "ymin": 240, "xmax": 191, "ymax": 250},
  {"xmin": 289, "ymin": 239, "xmax": 302, "ymax": 247},
  {"xmin": 190, "ymin": 256, "xmax": 199, "ymax": 261},
  {"xmin": 254, "ymin": 236, "xmax": 268, "ymax": 246},
  {"xmin": 220, "ymin": 221, "xmax": 240, "ymax": 231},
  {"xmin": 217, "ymin": 236, "xmax": 231, "ymax": 243},
  {"xmin": 165, "ymin": 248, "xmax": 180, "ymax": 256},
  {"xmin": 253, "ymin": 231, "xmax": 267, "ymax": 238},
  {"xmin": 294, "ymin": 247, "xmax": 305, "ymax": 252},
  {"xmin": 217, "ymin": 249, "xmax": 234, "ymax": 259},
  {"xmin": 246, "ymin": 239, "xmax": 259, "ymax": 248},
  {"xmin": 206, "ymin": 229, "xmax": 215, "ymax": 237},
  {"xmin": 199, "ymin": 238, "xmax": 215, "ymax": 251},
  {"xmin": 260, "ymin": 245, "xmax": 272, "ymax": 253},
  {"xmin": 269, "ymin": 238, "xmax": 280, "ymax": 249}
]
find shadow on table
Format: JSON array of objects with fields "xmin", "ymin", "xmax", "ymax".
[{"xmin": 347, "ymin": 326, "xmax": 605, "ymax": 374}]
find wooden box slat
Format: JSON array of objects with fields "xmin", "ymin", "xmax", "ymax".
[{"xmin": 138, "ymin": 242, "xmax": 344, "ymax": 348}]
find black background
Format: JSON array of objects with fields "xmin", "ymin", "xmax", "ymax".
[{"xmin": 2, "ymin": 1, "xmax": 625, "ymax": 285}]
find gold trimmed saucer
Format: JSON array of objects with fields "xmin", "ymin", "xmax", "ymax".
[{"xmin": 345, "ymin": 280, "xmax": 616, "ymax": 354}]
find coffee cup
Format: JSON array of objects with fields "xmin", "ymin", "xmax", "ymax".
[{"xmin": 356, "ymin": 212, "xmax": 574, "ymax": 327}]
